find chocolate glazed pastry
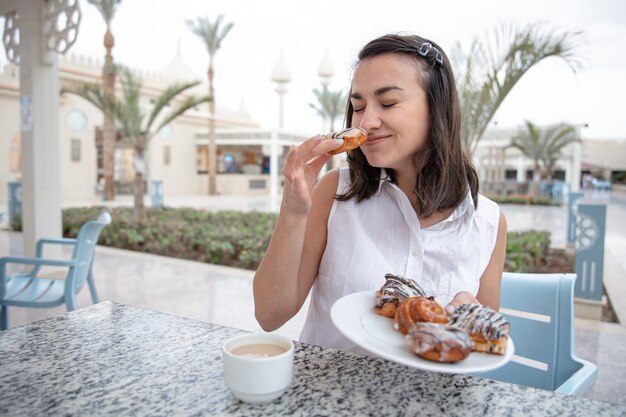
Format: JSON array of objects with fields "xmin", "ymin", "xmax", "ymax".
[
  {"xmin": 375, "ymin": 273, "xmax": 426, "ymax": 318},
  {"xmin": 407, "ymin": 322, "xmax": 472, "ymax": 363},
  {"xmin": 448, "ymin": 303, "xmax": 510, "ymax": 355},
  {"xmin": 323, "ymin": 127, "xmax": 367, "ymax": 155}
]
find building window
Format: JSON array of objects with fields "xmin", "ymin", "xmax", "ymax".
[
  {"xmin": 163, "ymin": 146, "xmax": 171, "ymax": 165},
  {"xmin": 71, "ymin": 138, "xmax": 81, "ymax": 162},
  {"xmin": 505, "ymin": 170, "xmax": 517, "ymax": 180},
  {"xmin": 67, "ymin": 109, "xmax": 87, "ymax": 131}
]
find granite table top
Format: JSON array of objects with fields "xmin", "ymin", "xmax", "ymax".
[{"xmin": 1, "ymin": 301, "xmax": 624, "ymax": 417}]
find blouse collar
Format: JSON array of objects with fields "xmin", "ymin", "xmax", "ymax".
[{"xmin": 376, "ymin": 167, "xmax": 474, "ymax": 221}]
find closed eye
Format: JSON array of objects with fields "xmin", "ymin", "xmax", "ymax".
[{"xmin": 382, "ymin": 103, "xmax": 397, "ymax": 108}]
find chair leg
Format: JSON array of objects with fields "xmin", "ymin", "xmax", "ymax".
[
  {"xmin": 87, "ymin": 268, "xmax": 100, "ymax": 304},
  {"xmin": 1, "ymin": 306, "xmax": 8, "ymax": 331},
  {"xmin": 66, "ymin": 292, "xmax": 77, "ymax": 311}
]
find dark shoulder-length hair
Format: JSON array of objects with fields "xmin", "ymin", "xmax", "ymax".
[{"xmin": 338, "ymin": 33, "xmax": 479, "ymax": 217}]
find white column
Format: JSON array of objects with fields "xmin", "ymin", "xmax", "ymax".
[
  {"xmin": 269, "ymin": 131, "xmax": 279, "ymax": 210},
  {"xmin": 276, "ymin": 87, "xmax": 286, "ymax": 129},
  {"xmin": 516, "ymin": 156, "xmax": 525, "ymax": 182},
  {"xmin": 19, "ymin": 0, "xmax": 62, "ymax": 256}
]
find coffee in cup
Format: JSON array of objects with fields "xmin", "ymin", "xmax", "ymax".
[{"xmin": 222, "ymin": 333, "xmax": 294, "ymax": 404}]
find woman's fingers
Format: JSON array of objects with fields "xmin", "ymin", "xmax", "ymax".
[
  {"xmin": 444, "ymin": 291, "xmax": 479, "ymax": 315},
  {"xmin": 282, "ymin": 145, "xmax": 301, "ymax": 178},
  {"xmin": 283, "ymin": 136, "xmax": 343, "ymax": 176},
  {"xmin": 297, "ymin": 135, "xmax": 344, "ymax": 162},
  {"xmin": 306, "ymin": 153, "xmax": 333, "ymax": 172},
  {"xmin": 315, "ymin": 137, "xmax": 345, "ymax": 155}
]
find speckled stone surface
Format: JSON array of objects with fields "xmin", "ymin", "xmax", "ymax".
[{"xmin": 1, "ymin": 302, "xmax": 624, "ymax": 417}]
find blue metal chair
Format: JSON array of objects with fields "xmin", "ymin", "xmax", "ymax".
[
  {"xmin": 475, "ymin": 272, "xmax": 597, "ymax": 395},
  {"xmin": 0, "ymin": 212, "xmax": 111, "ymax": 330}
]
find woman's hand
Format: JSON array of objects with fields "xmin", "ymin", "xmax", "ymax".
[
  {"xmin": 281, "ymin": 135, "xmax": 344, "ymax": 215},
  {"xmin": 444, "ymin": 291, "xmax": 479, "ymax": 315}
]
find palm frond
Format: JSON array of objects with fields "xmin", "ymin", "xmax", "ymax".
[
  {"xmin": 115, "ymin": 67, "xmax": 144, "ymax": 140},
  {"xmin": 145, "ymin": 80, "xmax": 203, "ymax": 131},
  {"xmin": 153, "ymin": 95, "xmax": 211, "ymax": 138},
  {"xmin": 61, "ymin": 80, "xmax": 113, "ymax": 113},
  {"xmin": 456, "ymin": 23, "xmax": 585, "ymax": 154},
  {"xmin": 309, "ymin": 86, "xmax": 347, "ymax": 130},
  {"xmin": 187, "ymin": 15, "xmax": 234, "ymax": 58},
  {"xmin": 86, "ymin": 0, "xmax": 123, "ymax": 25}
]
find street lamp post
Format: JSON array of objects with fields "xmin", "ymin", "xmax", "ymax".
[
  {"xmin": 318, "ymin": 50, "xmax": 335, "ymax": 173},
  {"xmin": 318, "ymin": 49, "xmax": 334, "ymax": 89},
  {"xmin": 271, "ymin": 51, "xmax": 291, "ymax": 129},
  {"xmin": 269, "ymin": 52, "xmax": 291, "ymax": 207}
]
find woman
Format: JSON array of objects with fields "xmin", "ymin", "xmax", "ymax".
[{"xmin": 253, "ymin": 34, "xmax": 507, "ymax": 351}]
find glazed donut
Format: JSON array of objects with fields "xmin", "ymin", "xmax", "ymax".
[
  {"xmin": 375, "ymin": 273, "xmax": 426, "ymax": 318},
  {"xmin": 323, "ymin": 126, "xmax": 367, "ymax": 155},
  {"xmin": 448, "ymin": 303, "xmax": 510, "ymax": 355},
  {"xmin": 394, "ymin": 296, "xmax": 448, "ymax": 334},
  {"xmin": 407, "ymin": 322, "xmax": 472, "ymax": 363}
]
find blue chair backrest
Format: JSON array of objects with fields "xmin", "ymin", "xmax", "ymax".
[
  {"xmin": 70, "ymin": 212, "xmax": 111, "ymax": 292},
  {"xmin": 477, "ymin": 272, "xmax": 581, "ymax": 390}
]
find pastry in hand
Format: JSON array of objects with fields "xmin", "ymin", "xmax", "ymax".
[
  {"xmin": 448, "ymin": 304, "xmax": 510, "ymax": 355},
  {"xmin": 394, "ymin": 296, "xmax": 448, "ymax": 334},
  {"xmin": 375, "ymin": 273, "xmax": 426, "ymax": 318},
  {"xmin": 323, "ymin": 127, "xmax": 367, "ymax": 155},
  {"xmin": 407, "ymin": 322, "xmax": 472, "ymax": 363}
]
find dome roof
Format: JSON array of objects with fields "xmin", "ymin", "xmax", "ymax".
[{"xmin": 158, "ymin": 40, "xmax": 202, "ymax": 82}]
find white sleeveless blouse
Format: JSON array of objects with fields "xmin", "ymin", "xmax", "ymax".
[{"xmin": 299, "ymin": 167, "xmax": 501, "ymax": 352}]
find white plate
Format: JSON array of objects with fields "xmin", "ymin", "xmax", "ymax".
[{"xmin": 331, "ymin": 291, "xmax": 514, "ymax": 374}]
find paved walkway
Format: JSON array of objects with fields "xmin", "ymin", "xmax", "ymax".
[{"xmin": 1, "ymin": 189, "xmax": 625, "ymax": 405}]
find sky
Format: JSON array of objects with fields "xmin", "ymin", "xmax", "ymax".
[{"xmin": 3, "ymin": 0, "xmax": 626, "ymax": 139}]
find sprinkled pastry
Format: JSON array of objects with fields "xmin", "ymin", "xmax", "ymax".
[
  {"xmin": 374, "ymin": 273, "xmax": 426, "ymax": 318},
  {"xmin": 407, "ymin": 322, "xmax": 472, "ymax": 363},
  {"xmin": 448, "ymin": 303, "xmax": 510, "ymax": 355}
]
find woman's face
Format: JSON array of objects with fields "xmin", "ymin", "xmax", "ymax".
[{"xmin": 350, "ymin": 53, "xmax": 430, "ymax": 173}]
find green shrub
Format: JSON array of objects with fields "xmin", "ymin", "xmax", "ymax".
[
  {"xmin": 485, "ymin": 193, "xmax": 556, "ymax": 206},
  {"xmin": 62, "ymin": 207, "xmax": 557, "ymax": 273},
  {"xmin": 62, "ymin": 207, "xmax": 277, "ymax": 270},
  {"xmin": 505, "ymin": 230, "xmax": 552, "ymax": 273}
]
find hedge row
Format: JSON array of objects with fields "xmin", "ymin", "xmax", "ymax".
[
  {"xmin": 62, "ymin": 207, "xmax": 563, "ymax": 273},
  {"xmin": 63, "ymin": 207, "xmax": 276, "ymax": 270}
]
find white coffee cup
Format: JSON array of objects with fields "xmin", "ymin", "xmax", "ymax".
[{"xmin": 222, "ymin": 333, "xmax": 294, "ymax": 404}]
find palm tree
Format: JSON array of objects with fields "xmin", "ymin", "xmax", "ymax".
[
  {"xmin": 63, "ymin": 68, "xmax": 210, "ymax": 220},
  {"xmin": 87, "ymin": 0, "xmax": 124, "ymax": 201},
  {"xmin": 510, "ymin": 121, "xmax": 579, "ymax": 197},
  {"xmin": 309, "ymin": 86, "xmax": 347, "ymax": 132},
  {"xmin": 453, "ymin": 23, "xmax": 584, "ymax": 155},
  {"xmin": 187, "ymin": 15, "xmax": 234, "ymax": 196},
  {"xmin": 541, "ymin": 124, "xmax": 580, "ymax": 181}
]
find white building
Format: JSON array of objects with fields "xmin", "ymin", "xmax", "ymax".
[
  {"xmin": 0, "ymin": 48, "xmax": 306, "ymax": 206},
  {"xmin": 475, "ymin": 128, "xmax": 626, "ymax": 195}
]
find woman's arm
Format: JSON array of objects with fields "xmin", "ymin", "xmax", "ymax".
[
  {"xmin": 445, "ymin": 212, "xmax": 508, "ymax": 313},
  {"xmin": 475, "ymin": 212, "xmax": 508, "ymax": 310},
  {"xmin": 253, "ymin": 136, "xmax": 343, "ymax": 331}
]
